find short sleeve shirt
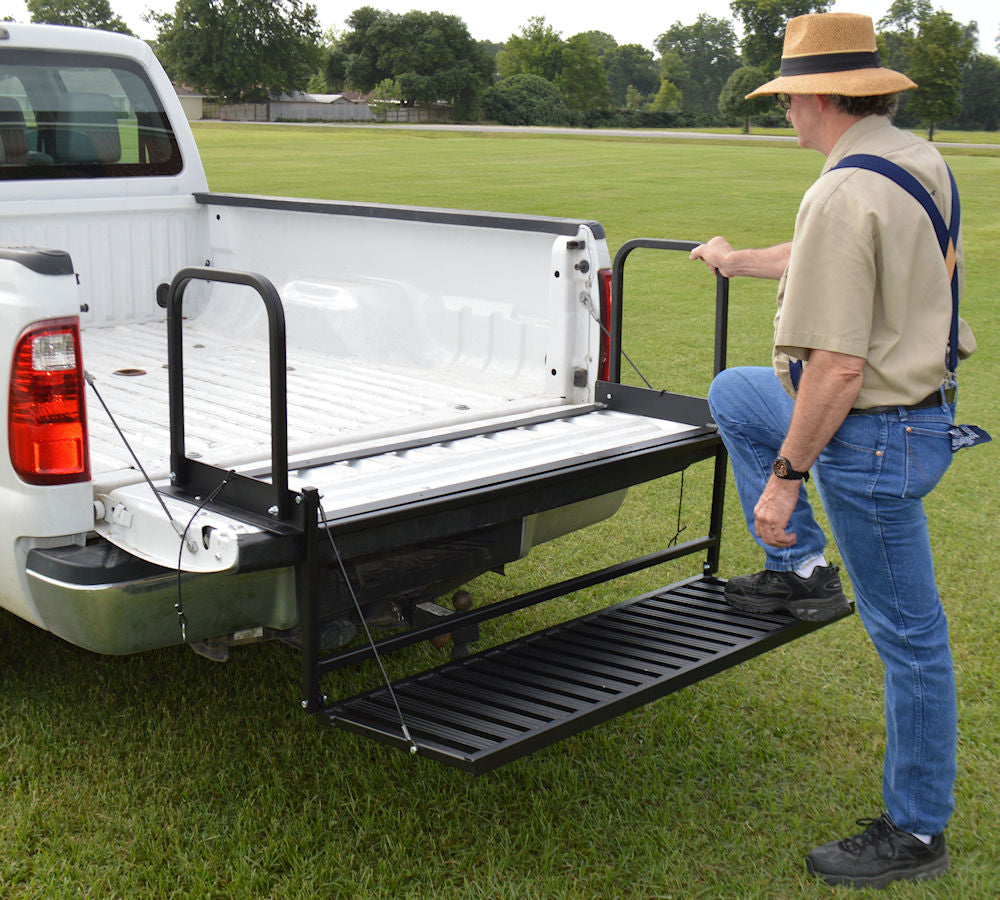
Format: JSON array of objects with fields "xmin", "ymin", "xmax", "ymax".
[{"xmin": 773, "ymin": 115, "xmax": 976, "ymax": 408}]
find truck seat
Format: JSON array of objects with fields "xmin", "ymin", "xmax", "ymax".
[
  {"xmin": 0, "ymin": 96, "xmax": 31, "ymax": 164},
  {"xmin": 54, "ymin": 92, "xmax": 122, "ymax": 164},
  {"xmin": 0, "ymin": 96, "xmax": 54, "ymax": 165}
]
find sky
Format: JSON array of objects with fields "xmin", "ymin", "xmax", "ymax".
[{"xmin": 6, "ymin": 0, "xmax": 999, "ymax": 55}]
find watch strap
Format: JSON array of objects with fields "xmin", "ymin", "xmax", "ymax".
[{"xmin": 773, "ymin": 456, "xmax": 810, "ymax": 481}]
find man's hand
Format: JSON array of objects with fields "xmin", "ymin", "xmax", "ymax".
[
  {"xmin": 753, "ymin": 475, "xmax": 801, "ymax": 548},
  {"xmin": 689, "ymin": 238, "xmax": 792, "ymax": 281},
  {"xmin": 750, "ymin": 350, "xmax": 865, "ymax": 549},
  {"xmin": 689, "ymin": 236, "xmax": 736, "ymax": 277}
]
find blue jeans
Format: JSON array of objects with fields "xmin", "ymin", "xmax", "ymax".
[{"xmin": 708, "ymin": 366, "xmax": 957, "ymax": 835}]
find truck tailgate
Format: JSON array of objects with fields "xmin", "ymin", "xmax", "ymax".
[
  {"xmin": 276, "ymin": 405, "xmax": 695, "ymax": 520},
  {"xmin": 94, "ymin": 397, "xmax": 711, "ymax": 573}
]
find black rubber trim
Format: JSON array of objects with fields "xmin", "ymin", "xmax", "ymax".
[
  {"xmin": 26, "ymin": 540, "xmax": 170, "ymax": 586},
  {"xmin": 0, "ymin": 245, "xmax": 74, "ymax": 276},
  {"xmin": 195, "ymin": 192, "xmax": 606, "ymax": 240}
]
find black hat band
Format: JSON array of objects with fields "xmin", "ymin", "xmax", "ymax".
[{"xmin": 780, "ymin": 50, "xmax": 882, "ymax": 76}]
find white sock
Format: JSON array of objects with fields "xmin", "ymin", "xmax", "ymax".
[
  {"xmin": 911, "ymin": 832, "xmax": 934, "ymax": 845},
  {"xmin": 794, "ymin": 555, "xmax": 827, "ymax": 578}
]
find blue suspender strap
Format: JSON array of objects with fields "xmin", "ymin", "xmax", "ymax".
[
  {"xmin": 946, "ymin": 165, "xmax": 961, "ymax": 374},
  {"xmin": 788, "ymin": 358, "xmax": 803, "ymax": 390},
  {"xmin": 831, "ymin": 153, "xmax": 961, "ymax": 375}
]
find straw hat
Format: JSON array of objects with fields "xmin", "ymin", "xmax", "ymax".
[{"xmin": 746, "ymin": 12, "xmax": 917, "ymax": 99}]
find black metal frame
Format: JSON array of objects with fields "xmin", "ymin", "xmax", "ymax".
[
  {"xmin": 301, "ymin": 239, "xmax": 733, "ymax": 712},
  {"xmin": 158, "ymin": 243, "xmax": 734, "ymax": 726},
  {"xmin": 605, "ymin": 239, "xmax": 730, "ymax": 577},
  {"xmin": 607, "ymin": 238, "xmax": 730, "ymax": 382},
  {"xmin": 326, "ymin": 576, "xmax": 849, "ymax": 774},
  {"xmin": 164, "ymin": 266, "xmax": 298, "ymax": 525}
]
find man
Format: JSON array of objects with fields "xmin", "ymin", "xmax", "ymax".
[{"xmin": 690, "ymin": 12, "xmax": 977, "ymax": 890}]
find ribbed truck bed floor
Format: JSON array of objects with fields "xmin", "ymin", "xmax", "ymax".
[
  {"xmin": 81, "ymin": 319, "xmax": 565, "ymax": 491},
  {"xmin": 324, "ymin": 576, "xmax": 850, "ymax": 774}
]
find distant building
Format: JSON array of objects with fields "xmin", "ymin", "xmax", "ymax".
[
  {"xmin": 172, "ymin": 83, "xmax": 205, "ymax": 121},
  {"xmin": 268, "ymin": 91, "xmax": 374, "ymax": 122}
]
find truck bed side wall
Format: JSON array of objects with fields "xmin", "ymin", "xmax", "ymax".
[{"xmin": 1, "ymin": 196, "xmax": 208, "ymax": 327}]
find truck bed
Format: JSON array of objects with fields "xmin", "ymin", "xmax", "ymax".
[{"xmin": 83, "ymin": 317, "xmax": 562, "ymax": 492}]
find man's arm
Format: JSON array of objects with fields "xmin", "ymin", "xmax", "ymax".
[
  {"xmin": 689, "ymin": 237, "xmax": 793, "ymax": 280},
  {"xmin": 753, "ymin": 349, "xmax": 866, "ymax": 548}
]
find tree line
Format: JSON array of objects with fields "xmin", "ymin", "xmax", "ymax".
[{"xmin": 21, "ymin": 0, "xmax": 1000, "ymax": 134}]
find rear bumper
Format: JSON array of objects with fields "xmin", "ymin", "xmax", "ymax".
[
  {"xmin": 25, "ymin": 540, "xmax": 295, "ymax": 654},
  {"xmin": 22, "ymin": 492, "xmax": 629, "ymax": 656}
]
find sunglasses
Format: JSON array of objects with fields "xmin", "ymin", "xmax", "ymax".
[{"xmin": 776, "ymin": 94, "xmax": 791, "ymax": 110}]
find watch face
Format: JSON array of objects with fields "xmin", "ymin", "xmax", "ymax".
[{"xmin": 774, "ymin": 458, "xmax": 789, "ymax": 477}]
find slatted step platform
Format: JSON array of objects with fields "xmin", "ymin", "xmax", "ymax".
[{"xmin": 324, "ymin": 576, "xmax": 851, "ymax": 774}]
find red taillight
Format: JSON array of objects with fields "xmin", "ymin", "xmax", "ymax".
[
  {"xmin": 9, "ymin": 318, "xmax": 90, "ymax": 485},
  {"xmin": 597, "ymin": 267, "xmax": 613, "ymax": 382}
]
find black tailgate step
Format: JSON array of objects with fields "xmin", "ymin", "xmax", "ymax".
[{"xmin": 323, "ymin": 576, "xmax": 850, "ymax": 774}]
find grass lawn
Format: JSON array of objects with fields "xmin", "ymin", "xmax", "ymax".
[{"xmin": 2, "ymin": 123, "xmax": 997, "ymax": 898}]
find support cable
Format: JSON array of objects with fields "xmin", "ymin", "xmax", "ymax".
[
  {"xmin": 319, "ymin": 504, "xmax": 418, "ymax": 756},
  {"xmin": 86, "ymin": 372, "xmax": 182, "ymax": 536},
  {"xmin": 173, "ymin": 471, "xmax": 235, "ymax": 642},
  {"xmin": 85, "ymin": 372, "xmax": 233, "ymax": 643},
  {"xmin": 580, "ymin": 295, "xmax": 654, "ymax": 390}
]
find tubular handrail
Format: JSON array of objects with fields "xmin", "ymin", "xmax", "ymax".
[
  {"xmin": 608, "ymin": 238, "xmax": 731, "ymax": 577},
  {"xmin": 609, "ymin": 238, "xmax": 730, "ymax": 383},
  {"xmin": 164, "ymin": 266, "xmax": 292, "ymax": 520}
]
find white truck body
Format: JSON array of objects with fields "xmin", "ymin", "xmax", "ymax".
[{"xmin": 0, "ymin": 24, "xmax": 694, "ymax": 655}]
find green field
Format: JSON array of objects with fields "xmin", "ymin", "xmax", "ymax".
[{"xmin": 2, "ymin": 124, "xmax": 997, "ymax": 897}]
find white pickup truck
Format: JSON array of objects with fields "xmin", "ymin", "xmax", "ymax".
[{"xmin": 0, "ymin": 23, "xmax": 847, "ymax": 772}]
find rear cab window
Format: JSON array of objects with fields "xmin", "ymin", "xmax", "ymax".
[{"xmin": 0, "ymin": 47, "xmax": 182, "ymax": 179}]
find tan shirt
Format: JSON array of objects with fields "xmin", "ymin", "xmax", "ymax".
[{"xmin": 774, "ymin": 115, "xmax": 976, "ymax": 408}]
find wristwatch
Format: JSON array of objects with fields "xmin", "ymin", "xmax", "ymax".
[{"xmin": 772, "ymin": 456, "xmax": 810, "ymax": 481}]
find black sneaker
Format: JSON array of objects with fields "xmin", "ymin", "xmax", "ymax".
[
  {"xmin": 806, "ymin": 812, "xmax": 949, "ymax": 888},
  {"xmin": 723, "ymin": 565, "xmax": 850, "ymax": 622}
]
